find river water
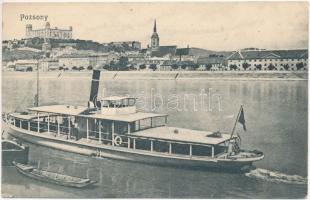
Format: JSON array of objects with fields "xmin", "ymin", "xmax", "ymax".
[{"xmin": 1, "ymin": 72, "xmax": 308, "ymax": 198}]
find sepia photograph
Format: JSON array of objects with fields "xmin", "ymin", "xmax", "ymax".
[{"xmin": 1, "ymin": 1, "xmax": 308, "ymax": 198}]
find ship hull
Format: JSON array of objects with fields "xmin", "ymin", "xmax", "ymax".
[{"xmin": 7, "ymin": 125, "xmax": 263, "ymax": 172}]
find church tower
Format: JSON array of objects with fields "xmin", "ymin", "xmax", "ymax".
[{"xmin": 151, "ymin": 20, "xmax": 159, "ymax": 49}]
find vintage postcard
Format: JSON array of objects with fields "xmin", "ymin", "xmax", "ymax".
[{"xmin": 1, "ymin": 2, "xmax": 308, "ymax": 198}]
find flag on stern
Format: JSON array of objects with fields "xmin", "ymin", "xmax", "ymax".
[{"xmin": 238, "ymin": 107, "xmax": 246, "ymax": 131}]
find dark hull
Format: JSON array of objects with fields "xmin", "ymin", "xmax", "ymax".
[
  {"xmin": 2, "ymin": 142, "xmax": 29, "ymax": 166},
  {"xmin": 8, "ymin": 126, "xmax": 262, "ymax": 172}
]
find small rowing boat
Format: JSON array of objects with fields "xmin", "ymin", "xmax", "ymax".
[{"xmin": 13, "ymin": 161, "xmax": 96, "ymax": 188}]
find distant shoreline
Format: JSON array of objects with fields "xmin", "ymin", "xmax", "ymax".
[{"xmin": 2, "ymin": 71, "xmax": 308, "ymax": 81}]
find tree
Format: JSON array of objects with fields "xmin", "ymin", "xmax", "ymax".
[
  {"xmin": 192, "ymin": 64, "xmax": 199, "ymax": 70},
  {"xmin": 129, "ymin": 64, "xmax": 136, "ymax": 71},
  {"xmin": 267, "ymin": 63, "xmax": 276, "ymax": 71},
  {"xmin": 118, "ymin": 56, "xmax": 128, "ymax": 67},
  {"xmin": 296, "ymin": 62, "xmax": 304, "ymax": 70},
  {"xmin": 87, "ymin": 65, "xmax": 93, "ymax": 70},
  {"xmin": 255, "ymin": 64, "xmax": 262, "ymax": 71},
  {"xmin": 283, "ymin": 64, "xmax": 290, "ymax": 71},
  {"xmin": 102, "ymin": 64, "xmax": 110, "ymax": 70},
  {"xmin": 78, "ymin": 66, "xmax": 84, "ymax": 71},
  {"xmin": 72, "ymin": 66, "xmax": 78, "ymax": 71},
  {"xmin": 242, "ymin": 62, "xmax": 250, "ymax": 70},
  {"xmin": 26, "ymin": 67, "xmax": 33, "ymax": 72},
  {"xmin": 59, "ymin": 66, "xmax": 64, "ymax": 70},
  {"xmin": 149, "ymin": 64, "xmax": 157, "ymax": 71},
  {"xmin": 108, "ymin": 61, "xmax": 116, "ymax": 70},
  {"xmin": 171, "ymin": 64, "xmax": 179, "ymax": 70},
  {"xmin": 229, "ymin": 64, "xmax": 238, "ymax": 70},
  {"xmin": 181, "ymin": 64, "xmax": 187, "ymax": 70},
  {"xmin": 139, "ymin": 64, "xmax": 146, "ymax": 70},
  {"xmin": 205, "ymin": 64, "xmax": 212, "ymax": 71}
]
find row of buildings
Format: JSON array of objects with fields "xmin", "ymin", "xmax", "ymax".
[
  {"xmin": 5, "ymin": 48, "xmax": 308, "ymax": 72},
  {"xmin": 3, "ymin": 21, "xmax": 308, "ymax": 72}
]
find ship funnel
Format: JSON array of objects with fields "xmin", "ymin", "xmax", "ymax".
[{"xmin": 89, "ymin": 70, "xmax": 101, "ymax": 107}]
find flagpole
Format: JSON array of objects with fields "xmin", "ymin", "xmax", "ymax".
[{"xmin": 229, "ymin": 105, "xmax": 243, "ymax": 139}]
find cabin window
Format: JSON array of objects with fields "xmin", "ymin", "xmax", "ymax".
[
  {"xmin": 171, "ymin": 143, "xmax": 190, "ymax": 155},
  {"xmin": 135, "ymin": 138, "xmax": 151, "ymax": 150},
  {"xmin": 15, "ymin": 119, "xmax": 21, "ymax": 127},
  {"xmin": 214, "ymin": 143, "xmax": 227, "ymax": 155},
  {"xmin": 152, "ymin": 117, "xmax": 166, "ymax": 127},
  {"xmin": 153, "ymin": 141, "xmax": 169, "ymax": 153},
  {"xmin": 114, "ymin": 121, "xmax": 128, "ymax": 135},
  {"xmin": 100, "ymin": 120, "xmax": 112, "ymax": 134},
  {"xmin": 138, "ymin": 118, "xmax": 152, "ymax": 130},
  {"xmin": 88, "ymin": 118, "xmax": 98, "ymax": 140},
  {"xmin": 192, "ymin": 145, "xmax": 212, "ymax": 156}
]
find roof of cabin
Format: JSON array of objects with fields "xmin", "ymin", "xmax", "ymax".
[
  {"xmin": 28, "ymin": 105, "xmax": 88, "ymax": 116},
  {"xmin": 133, "ymin": 126, "xmax": 231, "ymax": 145},
  {"xmin": 27, "ymin": 104, "xmax": 167, "ymax": 122},
  {"xmin": 82, "ymin": 112, "xmax": 167, "ymax": 122},
  {"xmin": 10, "ymin": 112, "xmax": 57, "ymax": 120}
]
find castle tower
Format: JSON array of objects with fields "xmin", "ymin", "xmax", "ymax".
[{"xmin": 151, "ymin": 20, "xmax": 159, "ymax": 49}]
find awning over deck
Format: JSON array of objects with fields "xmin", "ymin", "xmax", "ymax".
[
  {"xmin": 10, "ymin": 113, "xmax": 38, "ymax": 120},
  {"xmin": 81, "ymin": 112, "xmax": 168, "ymax": 123},
  {"xmin": 132, "ymin": 126, "xmax": 231, "ymax": 145},
  {"xmin": 28, "ymin": 105, "xmax": 167, "ymax": 122},
  {"xmin": 10, "ymin": 112, "xmax": 57, "ymax": 120},
  {"xmin": 28, "ymin": 105, "xmax": 88, "ymax": 116}
]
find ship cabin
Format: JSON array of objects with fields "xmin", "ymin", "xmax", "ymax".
[{"xmin": 7, "ymin": 96, "xmax": 234, "ymax": 159}]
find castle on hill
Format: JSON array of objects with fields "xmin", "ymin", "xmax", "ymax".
[{"xmin": 26, "ymin": 22, "xmax": 72, "ymax": 40}]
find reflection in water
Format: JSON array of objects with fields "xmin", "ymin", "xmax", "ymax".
[{"xmin": 2, "ymin": 74, "xmax": 307, "ymax": 198}]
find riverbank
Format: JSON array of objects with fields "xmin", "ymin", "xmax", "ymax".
[{"xmin": 2, "ymin": 71, "xmax": 308, "ymax": 81}]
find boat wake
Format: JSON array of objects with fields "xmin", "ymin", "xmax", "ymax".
[{"xmin": 245, "ymin": 168, "xmax": 307, "ymax": 185}]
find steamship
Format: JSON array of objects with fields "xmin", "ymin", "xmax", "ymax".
[{"xmin": 4, "ymin": 70, "xmax": 264, "ymax": 171}]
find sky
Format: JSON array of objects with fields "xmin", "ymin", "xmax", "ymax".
[{"xmin": 2, "ymin": 2, "xmax": 309, "ymax": 51}]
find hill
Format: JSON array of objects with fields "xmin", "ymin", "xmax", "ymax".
[
  {"xmin": 2, "ymin": 49, "xmax": 43, "ymax": 62},
  {"xmin": 176, "ymin": 47, "xmax": 233, "ymax": 58},
  {"xmin": 3, "ymin": 37, "xmax": 140, "ymax": 53}
]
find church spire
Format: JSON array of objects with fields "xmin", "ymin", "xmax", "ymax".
[
  {"xmin": 153, "ymin": 20, "xmax": 157, "ymax": 33},
  {"xmin": 151, "ymin": 19, "xmax": 159, "ymax": 49}
]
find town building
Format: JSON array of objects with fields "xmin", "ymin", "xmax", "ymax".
[
  {"xmin": 58, "ymin": 53, "xmax": 119, "ymax": 70},
  {"xmin": 197, "ymin": 55, "xmax": 226, "ymax": 71},
  {"xmin": 227, "ymin": 49, "xmax": 308, "ymax": 71},
  {"xmin": 39, "ymin": 58, "xmax": 59, "ymax": 71},
  {"xmin": 108, "ymin": 41, "xmax": 141, "ymax": 50},
  {"xmin": 58, "ymin": 54, "xmax": 90, "ymax": 69},
  {"xmin": 175, "ymin": 48, "xmax": 197, "ymax": 62},
  {"xmin": 14, "ymin": 59, "xmax": 38, "ymax": 71},
  {"xmin": 26, "ymin": 22, "xmax": 72, "ymax": 40}
]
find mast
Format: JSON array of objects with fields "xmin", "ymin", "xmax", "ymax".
[
  {"xmin": 36, "ymin": 59, "xmax": 39, "ymax": 107},
  {"xmin": 229, "ymin": 105, "xmax": 243, "ymax": 139}
]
